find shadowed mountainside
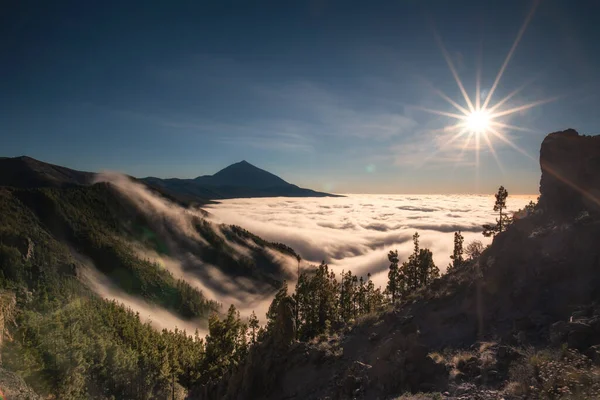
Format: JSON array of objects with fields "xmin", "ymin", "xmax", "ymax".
[
  {"xmin": 192, "ymin": 129, "xmax": 600, "ymax": 400},
  {"xmin": 0, "ymin": 156, "xmax": 94, "ymax": 188}
]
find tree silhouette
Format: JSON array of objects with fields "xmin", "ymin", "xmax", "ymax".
[
  {"xmin": 417, "ymin": 248, "xmax": 438, "ymax": 286},
  {"xmin": 248, "ymin": 311, "xmax": 259, "ymax": 344},
  {"xmin": 465, "ymin": 240, "xmax": 485, "ymax": 260},
  {"xmin": 448, "ymin": 231, "xmax": 464, "ymax": 270},
  {"xmin": 386, "ymin": 250, "xmax": 402, "ymax": 302},
  {"xmin": 483, "ymin": 186, "xmax": 511, "ymax": 237},
  {"xmin": 295, "ymin": 254, "xmax": 301, "ymax": 339}
]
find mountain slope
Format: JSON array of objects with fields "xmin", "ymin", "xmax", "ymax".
[
  {"xmin": 193, "ymin": 129, "xmax": 600, "ymax": 400},
  {"xmin": 0, "ymin": 173, "xmax": 298, "ymax": 397},
  {"xmin": 0, "ymin": 156, "xmax": 94, "ymax": 188},
  {"xmin": 143, "ymin": 160, "xmax": 340, "ymax": 200}
]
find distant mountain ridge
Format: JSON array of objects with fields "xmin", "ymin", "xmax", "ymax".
[
  {"xmin": 0, "ymin": 156, "xmax": 339, "ymax": 201},
  {"xmin": 142, "ymin": 160, "xmax": 341, "ymax": 200}
]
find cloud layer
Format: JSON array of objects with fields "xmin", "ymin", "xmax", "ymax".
[{"xmin": 205, "ymin": 194, "xmax": 537, "ymax": 289}]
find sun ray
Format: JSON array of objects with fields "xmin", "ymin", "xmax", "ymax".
[
  {"xmin": 418, "ymin": 128, "xmax": 469, "ymax": 166},
  {"xmin": 433, "ymin": 88, "xmax": 472, "ymax": 116},
  {"xmin": 475, "ymin": 37, "xmax": 483, "ymax": 111},
  {"xmin": 433, "ymin": 29, "xmax": 475, "ymax": 112},
  {"xmin": 481, "ymin": 0, "xmax": 540, "ymax": 110},
  {"xmin": 488, "ymin": 127, "xmax": 536, "ymax": 161},
  {"xmin": 490, "ymin": 121, "xmax": 538, "ymax": 133},
  {"xmin": 475, "ymin": 132, "xmax": 481, "ymax": 176},
  {"xmin": 482, "ymin": 131, "xmax": 505, "ymax": 174},
  {"xmin": 486, "ymin": 75, "xmax": 539, "ymax": 113},
  {"xmin": 427, "ymin": 122, "xmax": 467, "ymax": 135},
  {"xmin": 414, "ymin": 128, "xmax": 470, "ymax": 170},
  {"xmin": 412, "ymin": 106, "xmax": 466, "ymax": 120},
  {"xmin": 490, "ymin": 96, "xmax": 559, "ymax": 119},
  {"xmin": 441, "ymin": 128, "xmax": 469, "ymax": 149},
  {"xmin": 452, "ymin": 131, "xmax": 474, "ymax": 171},
  {"xmin": 420, "ymin": 78, "xmax": 472, "ymax": 115}
]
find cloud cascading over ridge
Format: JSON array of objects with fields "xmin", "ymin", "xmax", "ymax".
[
  {"xmin": 205, "ymin": 194, "xmax": 537, "ymax": 289},
  {"xmin": 87, "ymin": 172, "xmax": 298, "ymax": 327}
]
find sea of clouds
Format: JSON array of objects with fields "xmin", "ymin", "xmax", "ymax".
[
  {"xmin": 77, "ymin": 174, "xmax": 536, "ymax": 334},
  {"xmin": 205, "ymin": 194, "xmax": 537, "ymax": 290}
]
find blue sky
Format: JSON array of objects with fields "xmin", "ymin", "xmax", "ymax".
[{"xmin": 2, "ymin": 0, "xmax": 599, "ymax": 194}]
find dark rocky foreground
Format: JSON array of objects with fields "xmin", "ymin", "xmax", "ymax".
[{"xmin": 190, "ymin": 129, "xmax": 600, "ymax": 400}]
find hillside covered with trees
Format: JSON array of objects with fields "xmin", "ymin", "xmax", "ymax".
[{"xmin": 0, "ymin": 171, "xmax": 300, "ymax": 398}]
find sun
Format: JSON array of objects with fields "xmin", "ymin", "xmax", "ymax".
[
  {"xmin": 412, "ymin": 0, "xmax": 558, "ymax": 171},
  {"xmin": 465, "ymin": 110, "xmax": 491, "ymax": 134}
]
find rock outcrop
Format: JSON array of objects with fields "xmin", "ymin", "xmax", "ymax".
[
  {"xmin": 0, "ymin": 292, "xmax": 16, "ymax": 361},
  {"xmin": 0, "ymin": 367, "xmax": 41, "ymax": 400},
  {"xmin": 539, "ymin": 129, "xmax": 600, "ymax": 216},
  {"xmin": 273, "ymin": 296, "xmax": 296, "ymax": 349}
]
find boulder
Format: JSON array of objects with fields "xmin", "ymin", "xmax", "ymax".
[
  {"xmin": 550, "ymin": 320, "xmax": 569, "ymax": 345},
  {"xmin": 586, "ymin": 344, "xmax": 600, "ymax": 366},
  {"xmin": 566, "ymin": 321, "xmax": 598, "ymax": 351},
  {"xmin": 0, "ymin": 367, "xmax": 41, "ymax": 399},
  {"xmin": 340, "ymin": 361, "xmax": 372, "ymax": 396},
  {"xmin": 273, "ymin": 296, "xmax": 296, "ymax": 349}
]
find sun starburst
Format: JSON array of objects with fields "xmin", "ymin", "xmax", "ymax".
[
  {"xmin": 416, "ymin": 0, "xmax": 557, "ymax": 173},
  {"xmin": 465, "ymin": 110, "xmax": 491, "ymax": 134}
]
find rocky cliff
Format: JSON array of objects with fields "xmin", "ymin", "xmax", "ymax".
[{"xmin": 539, "ymin": 129, "xmax": 600, "ymax": 216}]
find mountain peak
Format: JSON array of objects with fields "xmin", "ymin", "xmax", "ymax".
[
  {"xmin": 227, "ymin": 160, "xmax": 256, "ymax": 169},
  {"xmin": 149, "ymin": 160, "xmax": 339, "ymax": 199},
  {"xmin": 207, "ymin": 160, "xmax": 289, "ymax": 188}
]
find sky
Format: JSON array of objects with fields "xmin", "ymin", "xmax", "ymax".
[{"xmin": 2, "ymin": 0, "xmax": 600, "ymax": 194}]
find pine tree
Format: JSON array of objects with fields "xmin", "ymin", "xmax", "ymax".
[
  {"xmin": 340, "ymin": 270, "xmax": 357, "ymax": 322},
  {"xmin": 417, "ymin": 248, "xmax": 438, "ymax": 286},
  {"xmin": 386, "ymin": 250, "xmax": 401, "ymax": 302},
  {"xmin": 294, "ymin": 254, "xmax": 301, "ymax": 338},
  {"xmin": 248, "ymin": 311, "xmax": 259, "ymax": 345},
  {"xmin": 483, "ymin": 186, "xmax": 511, "ymax": 237},
  {"xmin": 403, "ymin": 232, "xmax": 421, "ymax": 292},
  {"xmin": 448, "ymin": 231, "xmax": 464, "ymax": 270}
]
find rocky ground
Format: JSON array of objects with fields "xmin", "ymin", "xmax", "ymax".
[{"xmin": 0, "ymin": 367, "xmax": 41, "ymax": 399}]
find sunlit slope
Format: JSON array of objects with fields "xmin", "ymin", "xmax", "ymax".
[{"xmin": 0, "ymin": 180, "xmax": 297, "ymax": 321}]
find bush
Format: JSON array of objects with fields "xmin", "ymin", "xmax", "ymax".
[{"xmin": 504, "ymin": 346, "xmax": 600, "ymax": 399}]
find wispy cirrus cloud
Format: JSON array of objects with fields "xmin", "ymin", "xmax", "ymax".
[{"xmin": 144, "ymin": 55, "xmax": 420, "ymax": 143}]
